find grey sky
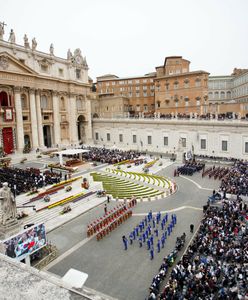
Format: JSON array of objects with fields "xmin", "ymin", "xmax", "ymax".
[{"xmin": 1, "ymin": 0, "xmax": 248, "ymax": 80}]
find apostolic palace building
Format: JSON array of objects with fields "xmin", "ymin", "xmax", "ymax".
[{"xmin": 1, "ymin": 26, "xmax": 248, "ymax": 160}]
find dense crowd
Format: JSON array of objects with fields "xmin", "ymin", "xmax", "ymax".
[
  {"xmin": 81, "ymin": 147, "xmax": 140, "ymax": 164},
  {"xmin": 158, "ymin": 199, "xmax": 247, "ymax": 299},
  {"xmin": 0, "ymin": 167, "xmax": 61, "ymax": 195},
  {"xmin": 195, "ymin": 154, "xmax": 239, "ymax": 163},
  {"xmin": 127, "ymin": 112, "xmax": 246, "ymax": 121},
  {"xmin": 220, "ymin": 161, "xmax": 248, "ymax": 196}
]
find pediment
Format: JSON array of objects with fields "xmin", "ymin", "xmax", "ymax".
[{"xmin": 0, "ymin": 52, "xmax": 37, "ymax": 75}]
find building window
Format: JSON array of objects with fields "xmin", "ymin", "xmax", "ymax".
[
  {"xmin": 245, "ymin": 142, "xmax": 248, "ymax": 153},
  {"xmin": 184, "ymin": 80, "xmax": 189, "ymax": 88},
  {"xmin": 135, "ymin": 80, "xmax": 140, "ymax": 84},
  {"xmin": 133, "ymin": 135, "xmax": 137, "ymax": 143},
  {"xmin": 144, "ymin": 104, "xmax": 148, "ymax": 111},
  {"xmin": 195, "ymin": 79, "xmax": 201, "ymax": 87},
  {"xmin": 59, "ymin": 68, "xmax": 64, "ymax": 77},
  {"xmin": 148, "ymin": 136, "xmax": 152, "ymax": 145},
  {"xmin": 95, "ymin": 132, "xmax": 99, "ymax": 140},
  {"xmin": 182, "ymin": 138, "xmax": 186, "ymax": 148},
  {"xmin": 200, "ymin": 139, "xmax": 206, "ymax": 150},
  {"xmin": 164, "ymin": 136, "xmax": 168, "ymax": 146},
  {"xmin": 77, "ymin": 99, "xmax": 83, "ymax": 110},
  {"xmin": 136, "ymin": 92, "xmax": 140, "ymax": 98},
  {"xmin": 23, "ymin": 116, "xmax": 28, "ymax": 121},
  {"xmin": 143, "ymin": 92, "xmax": 147, "ymax": 97},
  {"xmin": 43, "ymin": 115, "xmax": 49, "ymax": 120},
  {"xmin": 135, "ymin": 86, "xmax": 140, "ymax": 91},
  {"xmin": 41, "ymin": 65, "xmax": 48, "ymax": 73},
  {"xmin": 21, "ymin": 94, "xmax": 28, "ymax": 109},
  {"xmin": 76, "ymin": 69, "xmax": 81, "ymax": 79},
  {"xmin": 107, "ymin": 133, "xmax": 110, "ymax": 141},
  {"xmin": 222, "ymin": 140, "xmax": 228, "ymax": 151},
  {"xmin": 174, "ymin": 82, "xmax": 179, "ymax": 89},
  {"xmin": 119, "ymin": 134, "xmax": 123, "ymax": 142},
  {"xmin": 41, "ymin": 95, "xmax": 48, "ymax": 109}
]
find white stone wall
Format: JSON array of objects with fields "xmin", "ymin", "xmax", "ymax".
[{"xmin": 92, "ymin": 118, "xmax": 248, "ymax": 159}]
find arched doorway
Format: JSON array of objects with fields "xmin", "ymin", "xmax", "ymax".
[
  {"xmin": 2, "ymin": 127, "xmax": 14, "ymax": 154},
  {"xmin": 43, "ymin": 125, "xmax": 52, "ymax": 148},
  {"xmin": 77, "ymin": 115, "xmax": 86, "ymax": 143},
  {"xmin": 0, "ymin": 91, "xmax": 9, "ymax": 107},
  {"xmin": 24, "ymin": 134, "xmax": 31, "ymax": 147}
]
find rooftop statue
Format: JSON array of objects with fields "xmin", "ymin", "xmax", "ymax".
[
  {"xmin": 50, "ymin": 43, "xmax": 54, "ymax": 55},
  {"xmin": 32, "ymin": 37, "xmax": 37, "ymax": 51},
  {"xmin": 24, "ymin": 34, "xmax": 30, "ymax": 48},
  {"xmin": 0, "ymin": 22, "xmax": 5, "ymax": 40},
  {"xmin": 8, "ymin": 29, "xmax": 16, "ymax": 43}
]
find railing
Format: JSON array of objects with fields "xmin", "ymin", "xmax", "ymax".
[{"xmin": 92, "ymin": 115, "xmax": 248, "ymax": 124}]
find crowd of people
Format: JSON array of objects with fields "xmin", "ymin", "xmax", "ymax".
[
  {"xmin": 148, "ymin": 233, "xmax": 186, "ymax": 299},
  {"xmin": 81, "ymin": 147, "xmax": 140, "ymax": 164},
  {"xmin": 0, "ymin": 167, "xmax": 61, "ymax": 195},
  {"xmin": 195, "ymin": 154, "xmax": 239, "ymax": 163},
  {"xmin": 220, "ymin": 161, "xmax": 248, "ymax": 196},
  {"xmin": 128, "ymin": 112, "xmax": 247, "ymax": 121},
  {"xmin": 158, "ymin": 199, "xmax": 247, "ymax": 299}
]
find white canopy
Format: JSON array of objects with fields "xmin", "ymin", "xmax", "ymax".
[{"xmin": 54, "ymin": 149, "xmax": 89, "ymax": 165}]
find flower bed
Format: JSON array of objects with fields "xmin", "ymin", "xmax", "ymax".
[
  {"xmin": 48, "ymin": 163, "xmax": 77, "ymax": 172},
  {"xmin": 144, "ymin": 158, "xmax": 159, "ymax": 169},
  {"xmin": 113, "ymin": 160, "xmax": 130, "ymax": 166}
]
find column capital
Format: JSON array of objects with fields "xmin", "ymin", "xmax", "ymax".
[
  {"xmin": 52, "ymin": 90, "xmax": 59, "ymax": 97},
  {"xmin": 29, "ymin": 88, "xmax": 36, "ymax": 95},
  {"xmin": 35, "ymin": 89, "xmax": 41, "ymax": 96},
  {"xmin": 69, "ymin": 92, "xmax": 77, "ymax": 98},
  {"xmin": 13, "ymin": 86, "xmax": 22, "ymax": 93}
]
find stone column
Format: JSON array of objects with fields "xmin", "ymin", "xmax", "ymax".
[
  {"xmin": 68, "ymin": 94, "xmax": 78, "ymax": 144},
  {"xmin": 52, "ymin": 91, "xmax": 61, "ymax": 146},
  {"xmin": 85, "ymin": 98, "xmax": 93, "ymax": 144},
  {"xmin": 14, "ymin": 87, "xmax": 25, "ymax": 152},
  {"xmin": 35, "ymin": 90, "xmax": 44, "ymax": 147},
  {"xmin": 29, "ymin": 89, "xmax": 39, "ymax": 149}
]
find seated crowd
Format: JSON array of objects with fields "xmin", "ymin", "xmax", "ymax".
[
  {"xmin": 148, "ymin": 159, "xmax": 248, "ymax": 300},
  {"xmin": 81, "ymin": 147, "xmax": 140, "ymax": 164},
  {"xmin": 158, "ymin": 199, "xmax": 247, "ymax": 299},
  {"xmin": 0, "ymin": 167, "xmax": 61, "ymax": 195},
  {"xmin": 220, "ymin": 161, "xmax": 248, "ymax": 196}
]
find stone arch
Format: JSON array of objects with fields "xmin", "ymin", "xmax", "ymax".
[
  {"xmin": 24, "ymin": 134, "xmax": 31, "ymax": 146},
  {"xmin": 0, "ymin": 91, "xmax": 9, "ymax": 107},
  {"xmin": 77, "ymin": 115, "xmax": 86, "ymax": 142}
]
